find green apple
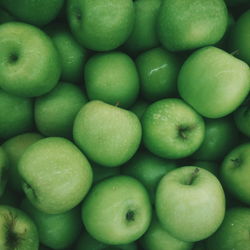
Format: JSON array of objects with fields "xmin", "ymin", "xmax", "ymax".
[
  {"xmin": 46, "ymin": 24, "xmax": 88, "ymax": 83},
  {"xmin": 67, "ymin": 0, "xmax": 135, "ymax": 51},
  {"xmin": 18, "ymin": 137, "xmax": 93, "ymax": 214},
  {"xmin": 229, "ymin": 10, "xmax": 250, "ymax": 65},
  {"xmin": 35, "ymin": 82, "xmax": 87, "ymax": 138},
  {"xmin": 21, "ymin": 198, "xmax": 81, "ymax": 249},
  {"xmin": 178, "ymin": 46, "xmax": 250, "ymax": 118},
  {"xmin": 0, "ymin": 22, "xmax": 61, "ymax": 97},
  {"xmin": 123, "ymin": 0, "xmax": 161, "ymax": 53},
  {"xmin": 0, "ymin": 8, "xmax": 15, "ymax": 24},
  {"xmin": 192, "ymin": 117, "xmax": 239, "ymax": 161},
  {"xmin": 140, "ymin": 216, "xmax": 193, "ymax": 250},
  {"xmin": 0, "ymin": 0, "xmax": 64, "ymax": 26},
  {"xmin": 192, "ymin": 161, "xmax": 218, "ymax": 176},
  {"xmin": 142, "ymin": 98, "xmax": 205, "ymax": 159},
  {"xmin": 2, "ymin": 133, "xmax": 43, "ymax": 193},
  {"xmin": 206, "ymin": 207, "xmax": 250, "ymax": 250},
  {"xmin": 0, "ymin": 89, "xmax": 33, "ymax": 140},
  {"xmin": 0, "ymin": 205, "xmax": 39, "ymax": 250},
  {"xmin": 0, "ymin": 147, "xmax": 8, "ymax": 197},
  {"xmin": 157, "ymin": 0, "xmax": 228, "ymax": 51},
  {"xmin": 156, "ymin": 166, "xmax": 225, "ymax": 242},
  {"xmin": 73, "ymin": 100, "xmax": 142, "ymax": 167},
  {"xmin": 136, "ymin": 47, "xmax": 181, "ymax": 101},
  {"xmin": 85, "ymin": 52, "xmax": 139, "ymax": 108},
  {"xmin": 82, "ymin": 175, "xmax": 152, "ymax": 245},
  {"xmin": 121, "ymin": 150, "xmax": 177, "ymax": 203},
  {"xmin": 130, "ymin": 100, "xmax": 149, "ymax": 120},
  {"xmin": 234, "ymin": 96, "xmax": 250, "ymax": 137},
  {"xmin": 220, "ymin": 143, "xmax": 250, "ymax": 205}
]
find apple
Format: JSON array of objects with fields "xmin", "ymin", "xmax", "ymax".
[
  {"xmin": 192, "ymin": 117, "xmax": 239, "ymax": 161},
  {"xmin": 192, "ymin": 161, "xmax": 218, "ymax": 177},
  {"xmin": 156, "ymin": 166, "xmax": 225, "ymax": 242},
  {"xmin": 206, "ymin": 207, "xmax": 250, "ymax": 250},
  {"xmin": 178, "ymin": 46, "xmax": 250, "ymax": 118},
  {"xmin": 21, "ymin": 198, "xmax": 82, "ymax": 249},
  {"xmin": 0, "ymin": 22, "xmax": 61, "ymax": 97},
  {"xmin": 18, "ymin": 137, "xmax": 93, "ymax": 214},
  {"xmin": 73, "ymin": 100, "xmax": 142, "ymax": 167},
  {"xmin": 121, "ymin": 150, "xmax": 177, "ymax": 203},
  {"xmin": 0, "ymin": 0, "xmax": 64, "ymax": 26},
  {"xmin": 142, "ymin": 98, "xmax": 205, "ymax": 159},
  {"xmin": 35, "ymin": 82, "xmax": 87, "ymax": 138},
  {"xmin": 220, "ymin": 143, "xmax": 250, "ymax": 205},
  {"xmin": 85, "ymin": 52, "xmax": 139, "ymax": 108},
  {"xmin": 130, "ymin": 100, "xmax": 149, "ymax": 120},
  {"xmin": 123, "ymin": 0, "xmax": 161, "ymax": 53},
  {"xmin": 2, "ymin": 133, "xmax": 43, "ymax": 193},
  {"xmin": 0, "ymin": 147, "xmax": 8, "ymax": 197},
  {"xmin": 0, "ymin": 205, "xmax": 39, "ymax": 250},
  {"xmin": 157, "ymin": 0, "xmax": 228, "ymax": 51},
  {"xmin": 136, "ymin": 47, "xmax": 181, "ymax": 101},
  {"xmin": 67, "ymin": 0, "xmax": 135, "ymax": 51},
  {"xmin": 82, "ymin": 175, "xmax": 152, "ymax": 245},
  {"xmin": 46, "ymin": 23, "xmax": 88, "ymax": 83},
  {"xmin": 0, "ymin": 89, "xmax": 33, "ymax": 140}
]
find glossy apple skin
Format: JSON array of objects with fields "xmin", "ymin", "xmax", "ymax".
[
  {"xmin": 67, "ymin": 0, "xmax": 135, "ymax": 51},
  {"xmin": 0, "ymin": 147, "xmax": 8, "ymax": 197},
  {"xmin": 1, "ymin": 0, "xmax": 64, "ymax": 26},
  {"xmin": 206, "ymin": 207, "xmax": 250, "ymax": 250},
  {"xmin": 0, "ymin": 22, "xmax": 61, "ymax": 97},
  {"xmin": 82, "ymin": 175, "xmax": 152, "ymax": 245},
  {"xmin": 142, "ymin": 98, "xmax": 205, "ymax": 159},
  {"xmin": 21, "ymin": 199, "xmax": 81, "ymax": 249},
  {"xmin": 221, "ymin": 143, "xmax": 250, "ymax": 205},
  {"xmin": 0, "ymin": 205, "xmax": 39, "ymax": 250},
  {"xmin": 85, "ymin": 52, "xmax": 139, "ymax": 108},
  {"xmin": 156, "ymin": 166, "xmax": 225, "ymax": 242},
  {"xmin": 157, "ymin": 0, "xmax": 228, "ymax": 51},
  {"xmin": 73, "ymin": 100, "xmax": 142, "ymax": 167},
  {"xmin": 18, "ymin": 137, "xmax": 93, "ymax": 214},
  {"xmin": 178, "ymin": 46, "xmax": 250, "ymax": 118}
]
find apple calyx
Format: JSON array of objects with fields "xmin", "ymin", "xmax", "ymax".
[
  {"xmin": 187, "ymin": 168, "xmax": 200, "ymax": 185},
  {"xmin": 126, "ymin": 210, "xmax": 135, "ymax": 222},
  {"xmin": 8, "ymin": 53, "xmax": 19, "ymax": 64},
  {"xmin": 230, "ymin": 158, "xmax": 241, "ymax": 168}
]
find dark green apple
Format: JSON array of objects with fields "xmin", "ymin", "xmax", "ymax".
[
  {"xmin": 73, "ymin": 100, "xmax": 142, "ymax": 167},
  {"xmin": 0, "ymin": 188, "xmax": 21, "ymax": 207},
  {"xmin": 67, "ymin": 0, "xmax": 135, "ymax": 51},
  {"xmin": 157, "ymin": 0, "xmax": 228, "ymax": 51},
  {"xmin": 0, "ymin": 8, "xmax": 15, "ymax": 24},
  {"xmin": 178, "ymin": 46, "xmax": 250, "ymax": 118},
  {"xmin": 220, "ymin": 143, "xmax": 250, "ymax": 205},
  {"xmin": 0, "ymin": 147, "xmax": 9, "ymax": 197},
  {"xmin": 136, "ymin": 47, "xmax": 181, "ymax": 101},
  {"xmin": 142, "ymin": 98, "xmax": 205, "ymax": 159},
  {"xmin": 156, "ymin": 166, "xmax": 225, "ymax": 242},
  {"xmin": 35, "ymin": 82, "xmax": 87, "ymax": 138},
  {"xmin": 0, "ymin": 205, "xmax": 39, "ymax": 250},
  {"xmin": 130, "ymin": 100, "xmax": 149, "ymax": 120},
  {"xmin": 206, "ymin": 207, "xmax": 250, "ymax": 250},
  {"xmin": 18, "ymin": 137, "xmax": 93, "ymax": 214},
  {"xmin": 0, "ymin": 22, "xmax": 61, "ymax": 97},
  {"xmin": 82, "ymin": 175, "xmax": 152, "ymax": 245},
  {"xmin": 85, "ymin": 52, "xmax": 139, "ymax": 108}
]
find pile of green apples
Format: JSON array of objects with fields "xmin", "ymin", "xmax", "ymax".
[{"xmin": 0, "ymin": 0, "xmax": 249, "ymax": 249}]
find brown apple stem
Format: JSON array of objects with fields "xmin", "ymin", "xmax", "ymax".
[
  {"xmin": 187, "ymin": 168, "xmax": 200, "ymax": 185},
  {"xmin": 115, "ymin": 101, "xmax": 120, "ymax": 107}
]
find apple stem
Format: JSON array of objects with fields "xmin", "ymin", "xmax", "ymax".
[
  {"xmin": 230, "ymin": 49, "xmax": 239, "ymax": 56},
  {"xmin": 115, "ymin": 101, "xmax": 120, "ymax": 107},
  {"xmin": 187, "ymin": 168, "xmax": 200, "ymax": 185}
]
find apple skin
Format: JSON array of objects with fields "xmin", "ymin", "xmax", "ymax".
[
  {"xmin": 0, "ymin": 22, "xmax": 61, "ymax": 97},
  {"xmin": 0, "ymin": 147, "xmax": 9, "ymax": 197},
  {"xmin": 178, "ymin": 46, "xmax": 250, "ymax": 118},
  {"xmin": 2, "ymin": 133, "xmax": 43, "ymax": 193},
  {"xmin": 82, "ymin": 175, "xmax": 152, "ymax": 245},
  {"xmin": 142, "ymin": 98, "xmax": 205, "ymax": 159},
  {"xmin": 67, "ymin": 0, "xmax": 135, "ymax": 51},
  {"xmin": 85, "ymin": 52, "xmax": 139, "ymax": 108},
  {"xmin": 0, "ymin": 205, "xmax": 39, "ymax": 250},
  {"xmin": 156, "ymin": 166, "xmax": 225, "ymax": 242},
  {"xmin": 220, "ymin": 143, "xmax": 250, "ymax": 205},
  {"xmin": 35, "ymin": 82, "xmax": 87, "ymax": 138},
  {"xmin": 0, "ymin": 0, "xmax": 64, "ymax": 26},
  {"xmin": 18, "ymin": 137, "xmax": 93, "ymax": 214},
  {"xmin": 21, "ymin": 199, "xmax": 82, "ymax": 249},
  {"xmin": 136, "ymin": 47, "xmax": 181, "ymax": 101},
  {"xmin": 0, "ymin": 89, "xmax": 33, "ymax": 140},
  {"xmin": 206, "ymin": 207, "xmax": 250, "ymax": 250},
  {"xmin": 73, "ymin": 100, "xmax": 142, "ymax": 167},
  {"xmin": 130, "ymin": 100, "xmax": 149, "ymax": 120},
  {"xmin": 157, "ymin": 0, "xmax": 228, "ymax": 51}
]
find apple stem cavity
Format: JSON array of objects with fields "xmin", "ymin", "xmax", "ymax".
[
  {"xmin": 230, "ymin": 158, "xmax": 241, "ymax": 168},
  {"xmin": 187, "ymin": 168, "xmax": 200, "ymax": 185},
  {"xmin": 8, "ymin": 53, "xmax": 19, "ymax": 64},
  {"xmin": 126, "ymin": 210, "xmax": 135, "ymax": 222}
]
